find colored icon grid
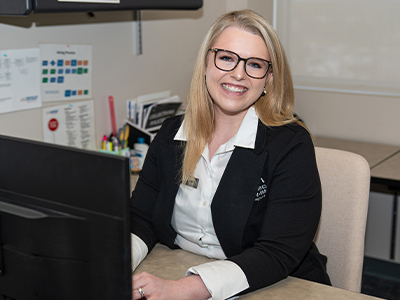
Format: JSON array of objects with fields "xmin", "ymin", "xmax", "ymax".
[{"xmin": 41, "ymin": 59, "xmax": 89, "ymax": 97}]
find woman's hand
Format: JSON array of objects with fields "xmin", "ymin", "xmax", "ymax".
[{"xmin": 132, "ymin": 272, "xmax": 211, "ymax": 300}]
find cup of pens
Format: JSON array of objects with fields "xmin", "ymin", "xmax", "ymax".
[{"xmin": 100, "ymin": 123, "xmax": 130, "ymax": 158}]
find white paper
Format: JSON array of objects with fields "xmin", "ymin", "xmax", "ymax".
[
  {"xmin": 42, "ymin": 100, "xmax": 96, "ymax": 150},
  {"xmin": 40, "ymin": 44, "xmax": 92, "ymax": 102},
  {"xmin": 0, "ymin": 48, "xmax": 42, "ymax": 114}
]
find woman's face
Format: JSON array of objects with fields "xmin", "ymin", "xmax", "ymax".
[{"xmin": 205, "ymin": 26, "xmax": 270, "ymax": 118}]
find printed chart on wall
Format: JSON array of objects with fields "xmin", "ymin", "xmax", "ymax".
[
  {"xmin": 42, "ymin": 100, "xmax": 96, "ymax": 150},
  {"xmin": 40, "ymin": 44, "xmax": 92, "ymax": 102},
  {"xmin": 0, "ymin": 48, "xmax": 42, "ymax": 114}
]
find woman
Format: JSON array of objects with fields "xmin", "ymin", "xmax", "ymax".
[{"xmin": 130, "ymin": 9, "xmax": 331, "ymax": 300}]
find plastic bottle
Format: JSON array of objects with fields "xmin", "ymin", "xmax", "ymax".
[{"xmin": 134, "ymin": 137, "xmax": 149, "ymax": 170}]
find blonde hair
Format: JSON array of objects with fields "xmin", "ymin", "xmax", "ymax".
[{"xmin": 181, "ymin": 9, "xmax": 300, "ymax": 185}]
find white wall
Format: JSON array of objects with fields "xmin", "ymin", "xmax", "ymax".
[
  {"xmin": 0, "ymin": 0, "xmax": 273, "ymax": 147},
  {"xmin": 294, "ymin": 89, "xmax": 400, "ymax": 146}
]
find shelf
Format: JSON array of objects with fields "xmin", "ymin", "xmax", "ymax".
[{"xmin": 0, "ymin": 0, "xmax": 203, "ymax": 16}]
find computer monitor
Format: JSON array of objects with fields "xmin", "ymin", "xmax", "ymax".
[{"xmin": 0, "ymin": 134, "xmax": 132, "ymax": 300}]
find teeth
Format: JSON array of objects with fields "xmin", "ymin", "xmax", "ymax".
[{"xmin": 222, "ymin": 84, "xmax": 247, "ymax": 93}]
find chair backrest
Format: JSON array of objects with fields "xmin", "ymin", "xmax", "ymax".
[{"xmin": 314, "ymin": 146, "xmax": 370, "ymax": 293}]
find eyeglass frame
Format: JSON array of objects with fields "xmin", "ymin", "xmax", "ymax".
[{"xmin": 209, "ymin": 48, "xmax": 272, "ymax": 79}]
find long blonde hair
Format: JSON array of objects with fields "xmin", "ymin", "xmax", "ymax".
[{"xmin": 181, "ymin": 9, "xmax": 300, "ymax": 185}]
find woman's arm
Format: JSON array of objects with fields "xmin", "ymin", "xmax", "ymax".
[
  {"xmin": 131, "ymin": 233, "xmax": 148, "ymax": 271},
  {"xmin": 130, "ymin": 118, "xmax": 171, "ymax": 250},
  {"xmin": 130, "ymin": 116, "xmax": 184, "ymax": 251},
  {"xmin": 132, "ymin": 272, "xmax": 211, "ymax": 300}
]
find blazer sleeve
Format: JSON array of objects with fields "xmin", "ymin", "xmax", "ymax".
[
  {"xmin": 130, "ymin": 131, "xmax": 162, "ymax": 250},
  {"xmin": 227, "ymin": 126, "xmax": 322, "ymax": 294},
  {"xmin": 130, "ymin": 116, "xmax": 181, "ymax": 251}
]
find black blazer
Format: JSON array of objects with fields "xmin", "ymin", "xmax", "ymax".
[{"xmin": 131, "ymin": 115, "xmax": 331, "ymax": 295}]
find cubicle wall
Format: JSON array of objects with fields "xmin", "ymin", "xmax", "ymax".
[{"xmin": 365, "ymin": 191, "xmax": 400, "ymax": 263}]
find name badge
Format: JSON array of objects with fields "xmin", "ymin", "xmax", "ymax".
[{"xmin": 184, "ymin": 177, "xmax": 199, "ymax": 189}]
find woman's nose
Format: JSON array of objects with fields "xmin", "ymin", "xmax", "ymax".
[{"xmin": 230, "ymin": 61, "xmax": 246, "ymax": 80}]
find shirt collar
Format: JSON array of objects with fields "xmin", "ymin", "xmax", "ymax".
[
  {"xmin": 174, "ymin": 106, "xmax": 258, "ymax": 150},
  {"xmin": 174, "ymin": 118, "xmax": 187, "ymax": 141},
  {"xmin": 233, "ymin": 106, "xmax": 258, "ymax": 149}
]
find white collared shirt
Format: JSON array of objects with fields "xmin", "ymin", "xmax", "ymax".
[
  {"xmin": 132, "ymin": 106, "xmax": 259, "ymax": 300},
  {"xmin": 172, "ymin": 106, "xmax": 258, "ymax": 299}
]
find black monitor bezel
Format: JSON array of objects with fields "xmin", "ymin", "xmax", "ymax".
[{"xmin": 0, "ymin": 134, "xmax": 132, "ymax": 300}]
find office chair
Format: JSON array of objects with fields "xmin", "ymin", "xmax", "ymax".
[{"xmin": 314, "ymin": 146, "xmax": 370, "ymax": 293}]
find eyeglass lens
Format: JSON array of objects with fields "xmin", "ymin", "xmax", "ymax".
[{"xmin": 213, "ymin": 49, "xmax": 270, "ymax": 79}]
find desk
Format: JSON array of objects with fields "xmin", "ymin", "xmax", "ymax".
[
  {"xmin": 314, "ymin": 136, "xmax": 400, "ymax": 260},
  {"xmin": 313, "ymin": 136, "xmax": 400, "ymax": 169},
  {"xmin": 131, "ymin": 173, "xmax": 139, "ymax": 191},
  {"xmin": 133, "ymin": 244, "xmax": 382, "ymax": 300},
  {"xmin": 370, "ymin": 151, "xmax": 400, "ymax": 188}
]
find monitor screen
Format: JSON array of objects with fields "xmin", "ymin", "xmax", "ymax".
[{"xmin": 0, "ymin": 135, "xmax": 132, "ymax": 300}]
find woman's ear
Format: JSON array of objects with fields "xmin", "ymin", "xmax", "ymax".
[{"xmin": 260, "ymin": 73, "xmax": 273, "ymax": 97}]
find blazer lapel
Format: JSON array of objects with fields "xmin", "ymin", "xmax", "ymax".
[{"xmin": 211, "ymin": 122, "xmax": 269, "ymax": 257}]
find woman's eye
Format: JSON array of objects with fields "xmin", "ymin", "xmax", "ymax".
[
  {"xmin": 248, "ymin": 61, "xmax": 262, "ymax": 69},
  {"xmin": 219, "ymin": 55, "xmax": 234, "ymax": 62}
]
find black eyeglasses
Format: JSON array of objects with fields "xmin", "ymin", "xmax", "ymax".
[{"xmin": 209, "ymin": 48, "xmax": 272, "ymax": 79}]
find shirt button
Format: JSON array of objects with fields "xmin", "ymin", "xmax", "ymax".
[{"xmin": 203, "ymin": 201, "xmax": 207, "ymax": 207}]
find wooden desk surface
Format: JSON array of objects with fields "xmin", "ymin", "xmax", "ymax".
[
  {"xmin": 134, "ymin": 244, "xmax": 382, "ymax": 300},
  {"xmin": 313, "ymin": 136, "xmax": 400, "ymax": 168},
  {"xmin": 130, "ymin": 173, "xmax": 138, "ymax": 192},
  {"xmin": 370, "ymin": 151, "xmax": 400, "ymax": 183}
]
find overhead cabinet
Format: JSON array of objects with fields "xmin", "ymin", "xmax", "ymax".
[{"xmin": 0, "ymin": 0, "xmax": 203, "ymax": 16}]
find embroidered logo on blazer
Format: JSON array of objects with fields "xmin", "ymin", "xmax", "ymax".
[{"xmin": 255, "ymin": 177, "xmax": 267, "ymax": 201}]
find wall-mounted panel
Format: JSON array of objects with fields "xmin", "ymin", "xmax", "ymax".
[
  {"xmin": 276, "ymin": 0, "xmax": 400, "ymax": 96},
  {"xmin": 0, "ymin": 0, "xmax": 203, "ymax": 16},
  {"xmin": 0, "ymin": 0, "xmax": 32, "ymax": 15}
]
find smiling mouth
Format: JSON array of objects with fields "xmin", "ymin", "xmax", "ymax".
[{"xmin": 222, "ymin": 84, "xmax": 248, "ymax": 93}]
